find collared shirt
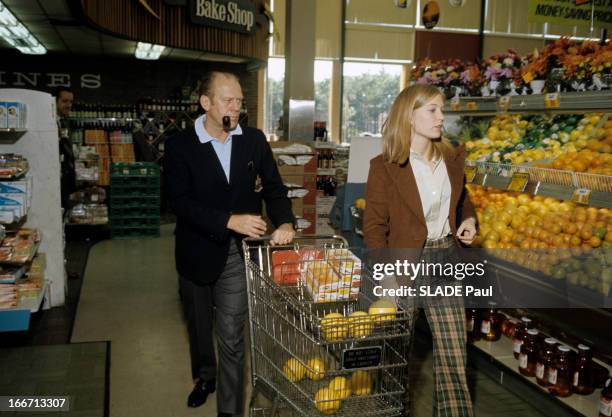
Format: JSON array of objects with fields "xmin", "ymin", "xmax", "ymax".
[
  {"xmin": 194, "ymin": 114, "xmax": 243, "ymax": 182},
  {"xmin": 409, "ymin": 151, "xmax": 452, "ymax": 240}
]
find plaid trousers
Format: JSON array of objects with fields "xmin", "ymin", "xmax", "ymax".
[{"xmin": 401, "ymin": 236, "xmax": 474, "ymax": 417}]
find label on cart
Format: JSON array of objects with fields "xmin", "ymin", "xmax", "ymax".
[
  {"xmin": 548, "ymin": 368, "xmax": 558, "ymax": 385},
  {"xmin": 536, "ymin": 363, "xmax": 545, "ymax": 380},
  {"xmin": 480, "ymin": 320, "xmax": 491, "ymax": 334},
  {"xmin": 498, "ymin": 96, "xmax": 511, "ymax": 112},
  {"xmin": 507, "ymin": 172, "xmax": 529, "ymax": 192},
  {"xmin": 571, "ymin": 188, "xmax": 591, "ymax": 205},
  {"xmin": 544, "ymin": 93, "xmax": 560, "ymax": 108},
  {"xmin": 464, "ymin": 166, "xmax": 477, "ymax": 184},
  {"xmin": 600, "ymin": 397, "xmax": 612, "ymax": 416},
  {"xmin": 342, "ymin": 346, "xmax": 382, "ymax": 370},
  {"xmin": 519, "ymin": 353, "xmax": 528, "ymax": 369}
]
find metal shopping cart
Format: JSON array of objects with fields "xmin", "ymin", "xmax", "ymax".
[{"xmin": 243, "ymin": 236, "xmax": 412, "ymax": 417}]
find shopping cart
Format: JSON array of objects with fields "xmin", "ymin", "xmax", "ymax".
[{"xmin": 243, "ymin": 236, "xmax": 412, "ymax": 417}]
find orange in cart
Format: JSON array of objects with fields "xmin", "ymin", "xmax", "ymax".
[
  {"xmin": 282, "ymin": 357, "xmax": 306, "ymax": 383},
  {"xmin": 328, "ymin": 376, "xmax": 351, "ymax": 400},
  {"xmin": 306, "ymin": 357, "xmax": 326, "ymax": 381},
  {"xmin": 351, "ymin": 370, "xmax": 373, "ymax": 396},
  {"xmin": 321, "ymin": 312, "xmax": 348, "ymax": 341},
  {"xmin": 348, "ymin": 311, "xmax": 373, "ymax": 338},
  {"xmin": 314, "ymin": 387, "xmax": 341, "ymax": 414},
  {"xmin": 368, "ymin": 299, "xmax": 397, "ymax": 325}
]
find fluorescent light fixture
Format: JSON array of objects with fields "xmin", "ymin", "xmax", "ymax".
[
  {"xmin": 135, "ymin": 42, "xmax": 165, "ymax": 60},
  {"xmin": 0, "ymin": 1, "xmax": 46, "ymax": 54}
]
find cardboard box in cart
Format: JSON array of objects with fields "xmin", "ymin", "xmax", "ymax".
[{"xmin": 304, "ymin": 249, "xmax": 362, "ymax": 302}]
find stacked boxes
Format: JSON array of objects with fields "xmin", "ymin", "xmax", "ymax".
[
  {"xmin": 110, "ymin": 163, "xmax": 160, "ymax": 239},
  {"xmin": 304, "ymin": 248, "xmax": 362, "ymax": 302},
  {"xmin": 0, "ymin": 102, "xmax": 27, "ymax": 129},
  {"xmin": 270, "ymin": 142, "xmax": 317, "ymax": 234},
  {"xmin": 0, "ymin": 176, "xmax": 33, "ymax": 223}
]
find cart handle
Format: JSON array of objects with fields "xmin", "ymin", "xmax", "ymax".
[{"xmin": 242, "ymin": 234, "xmax": 349, "ymax": 248}]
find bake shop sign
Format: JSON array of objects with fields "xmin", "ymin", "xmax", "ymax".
[{"xmin": 189, "ymin": 0, "xmax": 256, "ymax": 34}]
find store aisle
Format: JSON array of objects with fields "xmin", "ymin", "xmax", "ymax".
[
  {"xmin": 71, "ymin": 224, "xmax": 232, "ymax": 417},
  {"xmin": 70, "ymin": 225, "xmax": 546, "ymax": 417}
]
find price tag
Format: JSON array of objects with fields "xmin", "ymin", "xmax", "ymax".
[
  {"xmin": 571, "ymin": 188, "xmax": 591, "ymax": 205},
  {"xmin": 466, "ymin": 101, "xmax": 478, "ymax": 111},
  {"xmin": 464, "ymin": 166, "xmax": 477, "ymax": 183},
  {"xmin": 507, "ymin": 172, "xmax": 529, "ymax": 192},
  {"xmin": 450, "ymin": 96, "xmax": 461, "ymax": 111},
  {"xmin": 342, "ymin": 346, "xmax": 382, "ymax": 369},
  {"xmin": 498, "ymin": 96, "xmax": 511, "ymax": 112},
  {"xmin": 544, "ymin": 93, "xmax": 560, "ymax": 108}
]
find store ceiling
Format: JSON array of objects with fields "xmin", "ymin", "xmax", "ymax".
[{"xmin": 0, "ymin": 0, "xmax": 247, "ymax": 62}]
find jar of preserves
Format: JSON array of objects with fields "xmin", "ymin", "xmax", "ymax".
[
  {"xmin": 548, "ymin": 345, "xmax": 573, "ymax": 398},
  {"xmin": 536, "ymin": 337, "xmax": 558, "ymax": 386},
  {"xmin": 465, "ymin": 308, "xmax": 480, "ymax": 342},
  {"xmin": 600, "ymin": 378, "xmax": 612, "ymax": 417},
  {"xmin": 501, "ymin": 317, "xmax": 519, "ymax": 338},
  {"xmin": 572, "ymin": 344, "xmax": 594, "ymax": 395},
  {"xmin": 519, "ymin": 329, "xmax": 539, "ymax": 377},
  {"xmin": 480, "ymin": 302, "xmax": 501, "ymax": 342},
  {"xmin": 513, "ymin": 317, "xmax": 532, "ymax": 359}
]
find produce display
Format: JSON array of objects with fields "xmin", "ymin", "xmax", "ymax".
[
  {"xmin": 469, "ymin": 185, "xmax": 612, "ymax": 295},
  {"xmin": 464, "ymin": 113, "xmax": 609, "ymax": 167}
]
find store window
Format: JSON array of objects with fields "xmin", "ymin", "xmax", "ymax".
[
  {"xmin": 315, "ymin": 59, "xmax": 333, "ymax": 133},
  {"xmin": 265, "ymin": 57, "xmax": 285, "ymax": 137},
  {"xmin": 341, "ymin": 62, "xmax": 402, "ymax": 141}
]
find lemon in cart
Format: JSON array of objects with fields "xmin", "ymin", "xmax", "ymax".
[
  {"xmin": 283, "ymin": 357, "xmax": 307, "ymax": 382},
  {"xmin": 321, "ymin": 312, "xmax": 349, "ymax": 341},
  {"xmin": 315, "ymin": 387, "xmax": 342, "ymax": 414},
  {"xmin": 348, "ymin": 311, "xmax": 373, "ymax": 338},
  {"xmin": 368, "ymin": 299, "xmax": 397, "ymax": 325},
  {"xmin": 329, "ymin": 376, "xmax": 352, "ymax": 400},
  {"xmin": 306, "ymin": 357, "xmax": 327, "ymax": 381},
  {"xmin": 351, "ymin": 370, "xmax": 373, "ymax": 396}
]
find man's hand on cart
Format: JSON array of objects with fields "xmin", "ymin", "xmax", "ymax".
[
  {"xmin": 228, "ymin": 214, "xmax": 267, "ymax": 238},
  {"xmin": 270, "ymin": 223, "xmax": 295, "ymax": 246}
]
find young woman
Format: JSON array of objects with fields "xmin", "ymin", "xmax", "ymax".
[{"xmin": 363, "ymin": 84, "xmax": 477, "ymax": 417}]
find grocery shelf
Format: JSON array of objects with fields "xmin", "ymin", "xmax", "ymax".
[
  {"xmin": 0, "ymin": 280, "xmax": 48, "ymax": 332},
  {"xmin": 445, "ymin": 91, "xmax": 612, "ymax": 115},
  {"xmin": 466, "ymin": 161, "xmax": 612, "ymax": 208},
  {"xmin": 0, "ymin": 128, "xmax": 27, "ymax": 142},
  {"xmin": 470, "ymin": 335, "xmax": 610, "ymax": 417}
]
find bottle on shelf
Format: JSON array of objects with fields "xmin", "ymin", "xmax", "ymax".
[
  {"xmin": 466, "ymin": 308, "xmax": 481, "ymax": 342},
  {"xmin": 501, "ymin": 317, "xmax": 519, "ymax": 338},
  {"xmin": 601, "ymin": 378, "xmax": 612, "ymax": 417},
  {"xmin": 480, "ymin": 301, "xmax": 501, "ymax": 341},
  {"xmin": 572, "ymin": 344, "xmax": 594, "ymax": 395},
  {"xmin": 513, "ymin": 317, "xmax": 533, "ymax": 359},
  {"xmin": 548, "ymin": 345, "xmax": 573, "ymax": 398},
  {"xmin": 329, "ymin": 149, "xmax": 335, "ymax": 169},
  {"xmin": 536, "ymin": 337, "xmax": 558, "ymax": 387},
  {"xmin": 519, "ymin": 329, "xmax": 539, "ymax": 377}
]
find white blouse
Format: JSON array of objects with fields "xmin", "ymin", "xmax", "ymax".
[{"xmin": 409, "ymin": 151, "xmax": 452, "ymax": 240}]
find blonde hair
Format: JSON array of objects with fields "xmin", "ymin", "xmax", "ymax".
[{"xmin": 382, "ymin": 84, "xmax": 454, "ymax": 165}]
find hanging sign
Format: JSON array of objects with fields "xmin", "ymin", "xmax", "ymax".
[
  {"xmin": 422, "ymin": 1, "xmax": 440, "ymax": 29},
  {"xmin": 527, "ymin": 0, "xmax": 612, "ymax": 30},
  {"xmin": 189, "ymin": 0, "xmax": 256, "ymax": 34}
]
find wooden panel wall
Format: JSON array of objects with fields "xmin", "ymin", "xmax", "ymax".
[{"xmin": 80, "ymin": 0, "xmax": 269, "ymax": 62}]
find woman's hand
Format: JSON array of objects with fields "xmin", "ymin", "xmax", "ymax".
[{"xmin": 457, "ymin": 217, "xmax": 477, "ymax": 245}]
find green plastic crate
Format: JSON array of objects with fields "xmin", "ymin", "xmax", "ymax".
[
  {"xmin": 109, "ymin": 195, "xmax": 160, "ymax": 207},
  {"xmin": 111, "ymin": 226, "xmax": 160, "ymax": 239},
  {"xmin": 110, "ymin": 175, "xmax": 160, "ymax": 187},
  {"xmin": 110, "ymin": 162, "xmax": 160, "ymax": 177},
  {"xmin": 109, "ymin": 206, "xmax": 160, "ymax": 218},
  {"xmin": 111, "ymin": 217, "xmax": 160, "ymax": 228}
]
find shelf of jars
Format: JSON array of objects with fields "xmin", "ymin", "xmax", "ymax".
[{"xmin": 444, "ymin": 91, "xmax": 612, "ymax": 115}]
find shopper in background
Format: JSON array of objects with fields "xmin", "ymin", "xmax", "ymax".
[
  {"xmin": 164, "ymin": 71, "xmax": 295, "ymax": 417},
  {"xmin": 363, "ymin": 84, "xmax": 477, "ymax": 417},
  {"xmin": 53, "ymin": 86, "xmax": 76, "ymax": 210}
]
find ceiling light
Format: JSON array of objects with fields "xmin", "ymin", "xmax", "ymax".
[
  {"xmin": 135, "ymin": 42, "xmax": 165, "ymax": 60},
  {"xmin": 0, "ymin": 1, "xmax": 46, "ymax": 54}
]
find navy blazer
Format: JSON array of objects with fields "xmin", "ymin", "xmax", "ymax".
[{"xmin": 164, "ymin": 126, "xmax": 295, "ymax": 284}]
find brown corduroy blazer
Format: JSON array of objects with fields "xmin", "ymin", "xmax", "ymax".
[{"xmin": 363, "ymin": 146, "xmax": 476, "ymax": 249}]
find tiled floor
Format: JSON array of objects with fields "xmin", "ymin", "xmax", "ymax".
[
  {"xmin": 0, "ymin": 342, "xmax": 107, "ymax": 417},
  {"xmin": 66, "ymin": 224, "xmax": 549, "ymax": 417}
]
